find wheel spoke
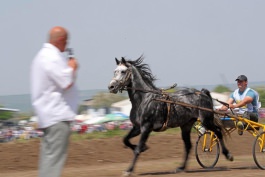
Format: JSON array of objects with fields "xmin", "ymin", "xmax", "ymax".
[
  {"xmin": 253, "ymin": 131, "xmax": 265, "ymax": 170},
  {"xmin": 195, "ymin": 132, "xmax": 220, "ymax": 168}
]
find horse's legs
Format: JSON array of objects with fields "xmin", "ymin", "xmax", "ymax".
[
  {"xmin": 213, "ymin": 128, "xmax": 234, "ymax": 161},
  {"xmin": 177, "ymin": 123, "xmax": 194, "ymax": 171},
  {"xmin": 126, "ymin": 123, "xmax": 152, "ymax": 174},
  {"xmin": 123, "ymin": 125, "xmax": 141, "ymax": 151}
]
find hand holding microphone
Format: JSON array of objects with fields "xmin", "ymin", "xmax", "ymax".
[
  {"xmin": 66, "ymin": 48, "xmax": 78, "ymax": 71},
  {"xmin": 67, "ymin": 48, "xmax": 74, "ymax": 60}
]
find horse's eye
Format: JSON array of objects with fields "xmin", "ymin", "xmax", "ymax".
[{"xmin": 121, "ymin": 71, "xmax": 126, "ymax": 74}]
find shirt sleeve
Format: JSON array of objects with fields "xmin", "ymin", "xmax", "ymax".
[{"xmin": 246, "ymin": 90, "xmax": 255, "ymax": 99}]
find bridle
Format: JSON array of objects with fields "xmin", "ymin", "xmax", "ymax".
[{"xmin": 111, "ymin": 65, "xmax": 132, "ymax": 93}]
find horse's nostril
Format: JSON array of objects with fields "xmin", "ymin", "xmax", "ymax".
[{"xmin": 108, "ymin": 85, "xmax": 114, "ymax": 90}]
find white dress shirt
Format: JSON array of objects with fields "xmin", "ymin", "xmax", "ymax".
[{"xmin": 31, "ymin": 43, "xmax": 78, "ymax": 128}]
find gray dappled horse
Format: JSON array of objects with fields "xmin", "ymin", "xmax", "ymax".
[{"xmin": 108, "ymin": 56, "xmax": 233, "ymax": 175}]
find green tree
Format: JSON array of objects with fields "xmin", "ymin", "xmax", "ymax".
[
  {"xmin": 254, "ymin": 87, "xmax": 265, "ymax": 108},
  {"xmin": 0, "ymin": 106, "xmax": 14, "ymax": 121},
  {"xmin": 212, "ymin": 85, "xmax": 231, "ymax": 93}
]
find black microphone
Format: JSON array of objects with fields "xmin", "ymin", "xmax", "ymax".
[{"xmin": 66, "ymin": 48, "xmax": 74, "ymax": 60}]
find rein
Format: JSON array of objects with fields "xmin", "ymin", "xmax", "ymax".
[
  {"xmin": 153, "ymin": 92, "xmax": 236, "ymax": 131},
  {"xmin": 122, "ymin": 83, "xmax": 177, "ymax": 95},
  {"xmin": 153, "ymin": 98, "xmax": 241, "ymax": 119},
  {"xmin": 212, "ymin": 98, "xmax": 235, "ymax": 114},
  {"xmin": 123, "ymin": 87, "xmax": 163, "ymax": 95}
]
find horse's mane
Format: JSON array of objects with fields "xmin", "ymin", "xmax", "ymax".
[{"xmin": 126, "ymin": 55, "xmax": 157, "ymax": 89}]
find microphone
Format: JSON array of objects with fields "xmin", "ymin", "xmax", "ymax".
[{"xmin": 66, "ymin": 48, "xmax": 74, "ymax": 60}]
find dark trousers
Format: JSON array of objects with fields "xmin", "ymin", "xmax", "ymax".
[{"xmin": 242, "ymin": 111, "xmax": 259, "ymax": 122}]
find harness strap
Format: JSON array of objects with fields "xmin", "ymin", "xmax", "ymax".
[
  {"xmin": 153, "ymin": 98, "xmax": 242, "ymax": 120},
  {"xmin": 159, "ymin": 94, "xmax": 171, "ymax": 131}
]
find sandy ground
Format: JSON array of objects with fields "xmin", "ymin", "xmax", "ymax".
[{"xmin": 0, "ymin": 130, "xmax": 264, "ymax": 177}]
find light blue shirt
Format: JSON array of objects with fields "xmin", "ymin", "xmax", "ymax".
[{"xmin": 230, "ymin": 88, "xmax": 259, "ymax": 114}]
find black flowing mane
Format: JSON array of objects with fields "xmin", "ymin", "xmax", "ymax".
[{"xmin": 126, "ymin": 56, "xmax": 157, "ymax": 89}]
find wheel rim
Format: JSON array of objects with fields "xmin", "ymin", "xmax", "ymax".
[
  {"xmin": 195, "ymin": 132, "xmax": 220, "ymax": 168},
  {"xmin": 253, "ymin": 131, "xmax": 265, "ymax": 170}
]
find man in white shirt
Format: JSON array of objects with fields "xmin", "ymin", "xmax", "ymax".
[{"xmin": 31, "ymin": 26, "xmax": 78, "ymax": 177}]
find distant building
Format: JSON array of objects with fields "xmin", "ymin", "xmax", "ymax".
[
  {"xmin": 210, "ymin": 92, "xmax": 230, "ymax": 109},
  {"xmin": 78, "ymin": 99, "xmax": 94, "ymax": 114},
  {"xmin": 111, "ymin": 99, "xmax": 131, "ymax": 116},
  {"xmin": 78, "ymin": 98, "xmax": 110, "ymax": 116}
]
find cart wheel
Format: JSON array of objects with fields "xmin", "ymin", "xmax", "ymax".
[
  {"xmin": 195, "ymin": 131, "xmax": 220, "ymax": 168},
  {"xmin": 253, "ymin": 131, "xmax": 265, "ymax": 170}
]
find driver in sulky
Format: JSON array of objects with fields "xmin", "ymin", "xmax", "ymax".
[{"xmin": 218, "ymin": 75, "xmax": 260, "ymax": 135}]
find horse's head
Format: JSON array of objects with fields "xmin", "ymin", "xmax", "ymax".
[{"xmin": 108, "ymin": 57, "xmax": 132, "ymax": 93}]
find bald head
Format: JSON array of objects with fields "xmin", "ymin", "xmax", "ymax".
[{"xmin": 48, "ymin": 26, "xmax": 68, "ymax": 52}]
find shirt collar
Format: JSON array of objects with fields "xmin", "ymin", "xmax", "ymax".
[
  {"xmin": 43, "ymin": 43, "xmax": 66, "ymax": 60},
  {"xmin": 43, "ymin": 43, "xmax": 61, "ymax": 53},
  {"xmin": 238, "ymin": 87, "xmax": 248, "ymax": 95}
]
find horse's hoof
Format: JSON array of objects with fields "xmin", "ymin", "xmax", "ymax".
[
  {"xmin": 175, "ymin": 167, "xmax": 185, "ymax": 173},
  {"xmin": 141, "ymin": 145, "xmax": 149, "ymax": 152},
  {"xmin": 122, "ymin": 171, "xmax": 132, "ymax": 177},
  {"xmin": 226, "ymin": 153, "xmax": 234, "ymax": 161}
]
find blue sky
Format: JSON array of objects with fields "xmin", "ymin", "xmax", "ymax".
[{"xmin": 1, "ymin": 0, "xmax": 265, "ymax": 95}]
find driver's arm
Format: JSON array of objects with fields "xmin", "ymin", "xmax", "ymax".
[
  {"xmin": 218, "ymin": 98, "xmax": 234, "ymax": 111},
  {"xmin": 229, "ymin": 96, "xmax": 253, "ymax": 109}
]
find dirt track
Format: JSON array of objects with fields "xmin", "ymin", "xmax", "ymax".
[{"xmin": 0, "ymin": 130, "xmax": 264, "ymax": 177}]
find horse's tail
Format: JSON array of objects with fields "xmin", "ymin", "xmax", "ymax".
[
  {"xmin": 200, "ymin": 88, "xmax": 212, "ymax": 99},
  {"xmin": 200, "ymin": 88, "xmax": 215, "ymax": 111},
  {"xmin": 199, "ymin": 88, "xmax": 213, "ymax": 124},
  {"xmin": 200, "ymin": 88, "xmax": 228, "ymax": 138}
]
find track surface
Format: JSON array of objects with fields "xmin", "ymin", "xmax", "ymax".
[{"xmin": 0, "ymin": 131, "xmax": 264, "ymax": 177}]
